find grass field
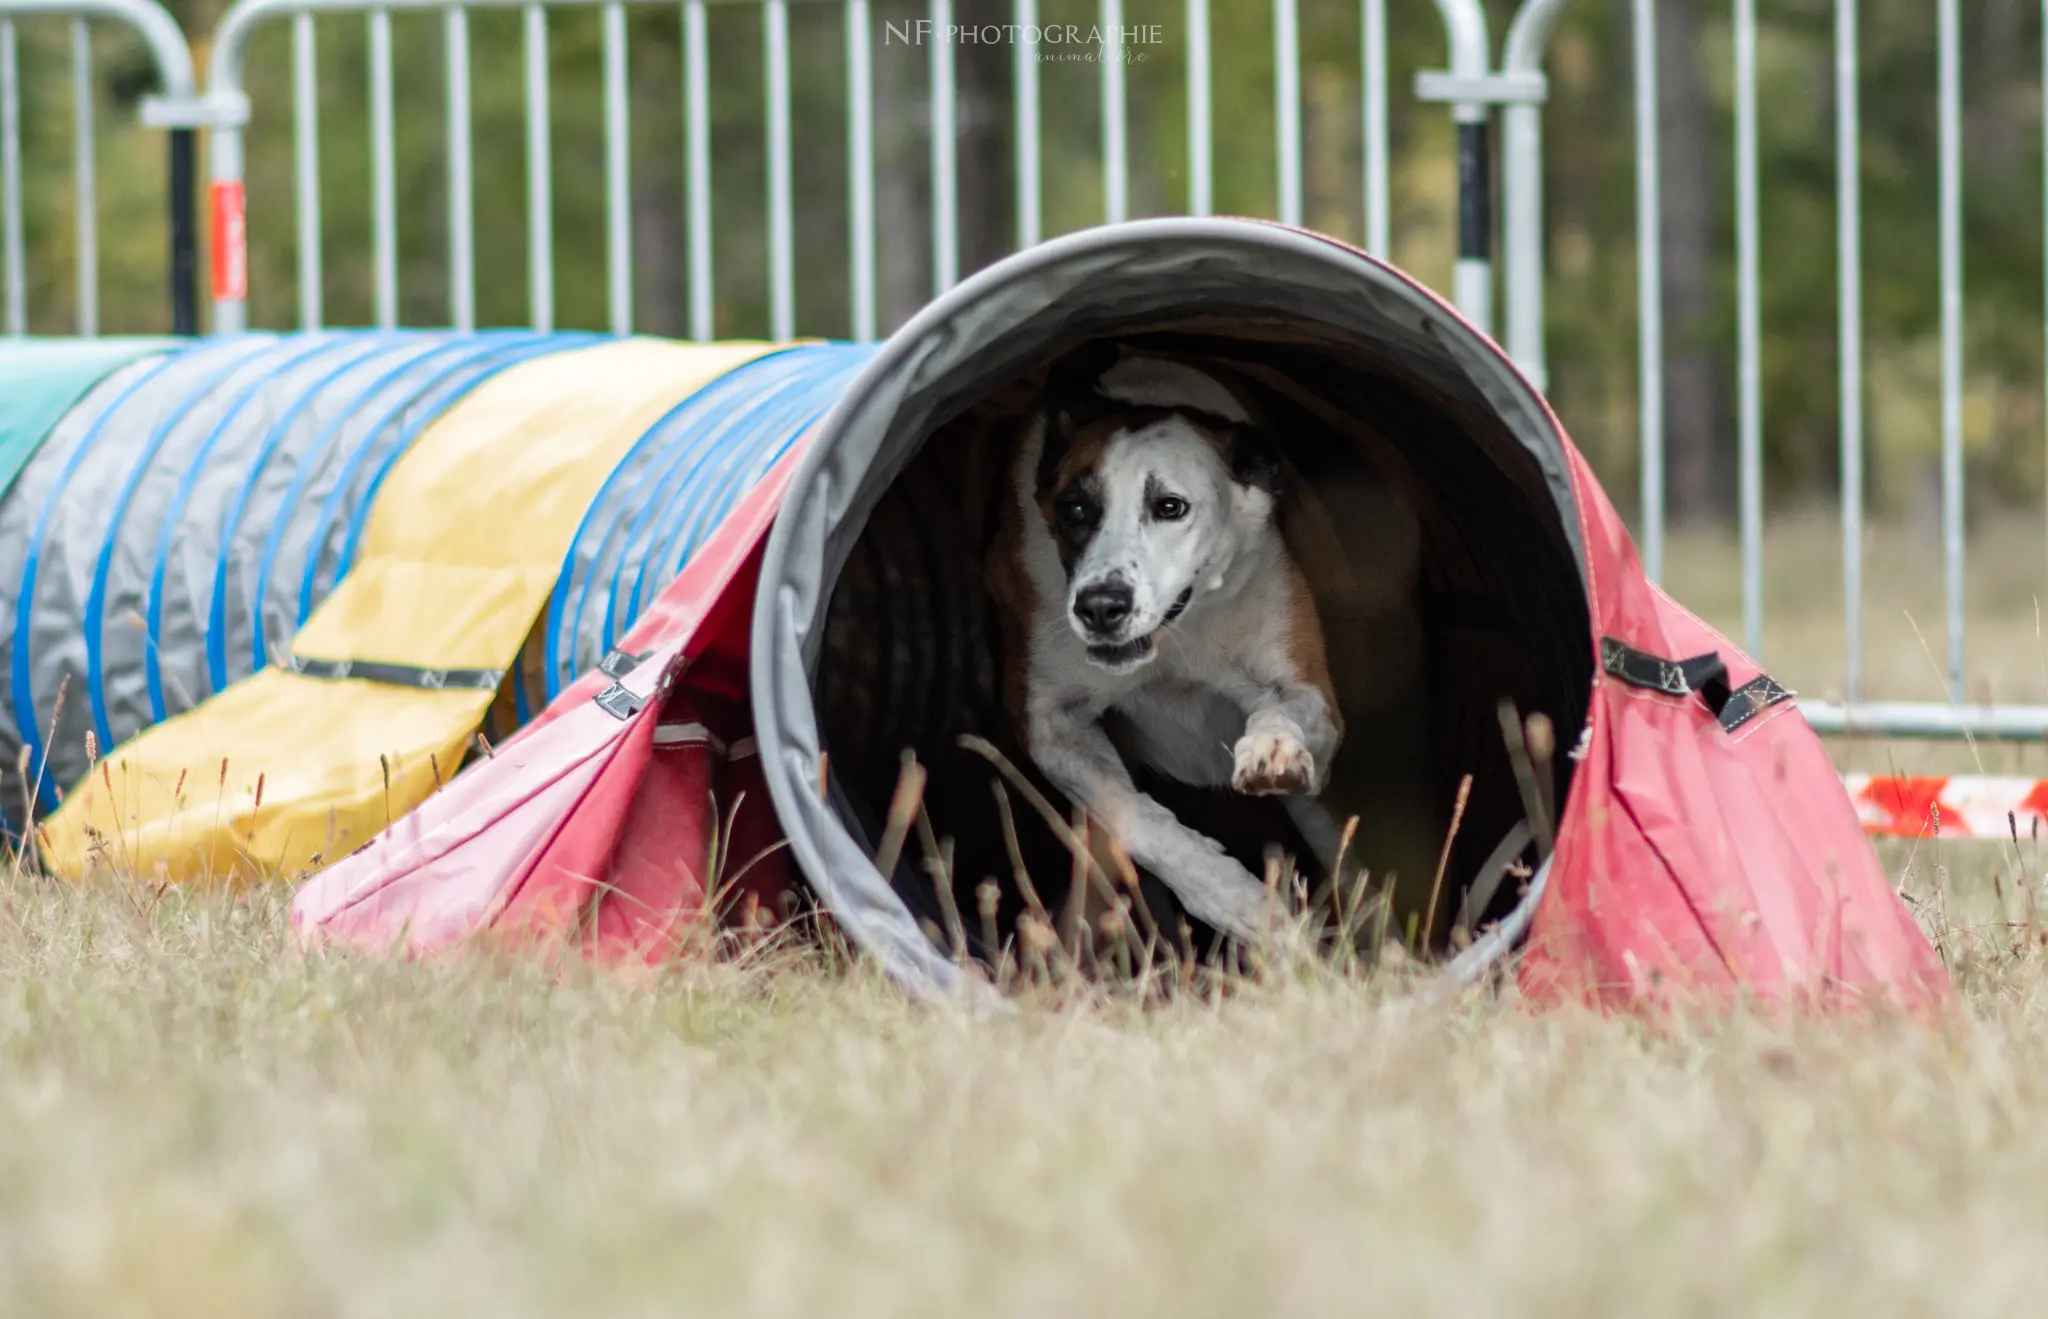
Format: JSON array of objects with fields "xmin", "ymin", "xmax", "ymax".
[{"xmin": 3, "ymin": 513, "xmax": 2047, "ymax": 1318}]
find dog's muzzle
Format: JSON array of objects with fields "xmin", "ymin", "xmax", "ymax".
[{"xmin": 1082, "ymin": 587, "xmax": 1193, "ymax": 669}]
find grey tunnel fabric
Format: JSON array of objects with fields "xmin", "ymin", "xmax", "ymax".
[
  {"xmin": 0, "ymin": 330, "xmax": 575, "ymax": 825},
  {"xmin": 749, "ymin": 218, "xmax": 1589, "ymax": 999}
]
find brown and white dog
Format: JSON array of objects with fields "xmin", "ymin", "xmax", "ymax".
[{"xmin": 986, "ymin": 347, "xmax": 1346, "ymax": 940}]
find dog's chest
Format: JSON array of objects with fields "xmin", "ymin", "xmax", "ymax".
[{"xmin": 1107, "ymin": 677, "xmax": 1244, "ymax": 788}]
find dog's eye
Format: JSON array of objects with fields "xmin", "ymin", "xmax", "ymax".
[
  {"xmin": 1057, "ymin": 499, "xmax": 1093, "ymax": 526},
  {"xmin": 1151, "ymin": 496, "xmax": 1189, "ymax": 521}
]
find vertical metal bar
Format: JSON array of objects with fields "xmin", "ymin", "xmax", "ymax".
[
  {"xmin": 765, "ymin": 0, "xmax": 793, "ymax": 339},
  {"xmin": 0, "ymin": 18, "xmax": 23, "ymax": 337},
  {"xmin": 1734, "ymin": 0, "xmax": 1763, "ymax": 659},
  {"xmin": 1102, "ymin": 0, "xmax": 1126, "ymax": 223},
  {"xmin": 930, "ymin": 0, "xmax": 957, "ymax": 291},
  {"xmin": 604, "ymin": 1, "xmax": 633, "ymax": 335},
  {"xmin": 848, "ymin": 0, "xmax": 876, "ymax": 338},
  {"xmin": 169, "ymin": 128, "xmax": 195, "ymax": 334},
  {"xmin": 684, "ymin": 0, "xmax": 712, "ymax": 341},
  {"xmin": 525, "ymin": 3, "xmax": 554, "ymax": 333},
  {"xmin": 1187, "ymin": 0, "xmax": 1210, "ymax": 216},
  {"xmin": 1838, "ymin": 0, "xmax": 1863, "ymax": 700},
  {"xmin": 293, "ymin": 14, "xmax": 322, "ymax": 330},
  {"xmin": 1014, "ymin": 0, "xmax": 1040, "ymax": 245},
  {"xmin": 1274, "ymin": 0, "xmax": 1301, "ymax": 225},
  {"xmin": 1938, "ymin": 0, "xmax": 1964, "ymax": 697},
  {"xmin": 71, "ymin": 20, "xmax": 96, "ymax": 336},
  {"xmin": 1633, "ymin": 0, "xmax": 1663, "ymax": 582},
  {"xmin": 1453, "ymin": 118, "xmax": 1493, "ymax": 336},
  {"xmin": 1499, "ymin": 0, "xmax": 1566, "ymax": 392},
  {"xmin": 1361, "ymin": 0, "xmax": 1388, "ymax": 256},
  {"xmin": 446, "ymin": 8, "xmax": 474, "ymax": 331},
  {"xmin": 369, "ymin": 8, "xmax": 398, "ymax": 330}
]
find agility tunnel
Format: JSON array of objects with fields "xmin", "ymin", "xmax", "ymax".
[
  {"xmin": 266, "ymin": 218, "xmax": 1940, "ymax": 1009},
  {"xmin": 7, "ymin": 330, "xmax": 911, "ymax": 883}
]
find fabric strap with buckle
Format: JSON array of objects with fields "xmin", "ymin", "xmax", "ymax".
[{"xmin": 1600, "ymin": 637, "xmax": 1792, "ymax": 734}]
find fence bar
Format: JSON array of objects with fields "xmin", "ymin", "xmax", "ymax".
[
  {"xmin": 765, "ymin": 0, "xmax": 792, "ymax": 340},
  {"xmin": 683, "ymin": 0, "xmax": 711, "ymax": 341},
  {"xmin": 445, "ymin": 7, "xmax": 473, "ymax": 330},
  {"xmin": 847, "ymin": 0, "xmax": 875, "ymax": 338},
  {"xmin": 1187, "ymin": 0, "xmax": 1209, "ymax": 216},
  {"xmin": 524, "ymin": 3, "xmax": 553, "ymax": 332},
  {"xmin": 71, "ymin": 19, "xmax": 95, "ymax": 335},
  {"xmin": 1274, "ymin": 0, "xmax": 1300, "ymax": 225},
  {"xmin": 1803, "ymin": 699, "xmax": 2048, "ymax": 741},
  {"xmin": 1, "ymin": 18, "xmax": 21, "ymax": 337},
  {"xmin": 1430, "ymin": 0, "xmax": 1493, "ymax": 333},
  {"xmin": 292, "ymin": 14, "xmax": 321, "ymax": 329},
  {"xmin": 1102, "ymin": 0, "xmax": 1126, "ymax": 223},
  {"xmin": 1837, "ymin": 0, "xmax": 1863, "ymax": 700},
  {"xmin": 1632, "ymin": 0, "xmax": 1661, "ymax": 580},
  {"xmin": 1938, "ymin": 0, "xmax": 1964, "ymax": 698},
  {"xmin": 369, "ymin": 7, "xmax": 397, "ymax": 329},
  {"xmin": 604, "ymin": 0, "xmax": 632, "ymax": 334},
  {"xmin": 1014, "ymin": 0, "xmax": 1039, "ymax": 244},
  {"xmin": 1734, "ymin": 0, "xmax": 1762, "ymax": 658},
  {"xmin": 1361, "ymin": 0, "xmax": 1386, "ymax": 256},
  {"xmin": 1499, "ymin": 0, "xmax": 1564, "ymax": 391},
  {"xmin": 930, "ymin": 0, "xmax": 956, "ymax": 292},
  {"xmin": 168, "ymin": 127, "xmax": 193, "ymax": 333}
]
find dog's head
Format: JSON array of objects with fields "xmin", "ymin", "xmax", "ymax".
[{"xmin": 1034, "ymin": 347, "xmax": 1283, "ymax": 672}]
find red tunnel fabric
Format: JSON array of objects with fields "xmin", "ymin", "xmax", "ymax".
[
  {"xmin": 289, "ymin": 293, "xmax": 1947, "ymax": 1011},
  {"xmin": 289, "ymin": 455, "xmax": 799, "ymax": 962},
  {"xmin": 1516, "ymin": 442, "xmax": 1947, "ymax": 1008}
]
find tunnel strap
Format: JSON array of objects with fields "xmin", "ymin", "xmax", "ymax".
[
  {"xmin": 598, "ymin": 648, "xmax": 651, "ymax": 679},
  {"xmin": 593, "ymin": 683, "xmax": 645, "ymax": 720},
  {"xmin": 1600, "ymin": 637, "xmax": 1793, "ymax": 734},
  {"xmin": 1717, "ymin": 673, "xmax": 1794, "ymax": 733},
  {"xmin": 284, "ymin": 653, "xmax": 506, "ymax": 692}
]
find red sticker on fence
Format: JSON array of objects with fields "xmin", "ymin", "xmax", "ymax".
[{"xmin": 211, "ymin": 181, "xmax": 247, "ymax": 303}]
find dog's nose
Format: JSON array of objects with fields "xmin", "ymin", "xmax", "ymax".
[{"xmin": 1072, "ymin": 583, "xmax": 1134, "ymax": 635}]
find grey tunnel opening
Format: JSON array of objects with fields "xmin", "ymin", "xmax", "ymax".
[{"xmin": 750, "ymin": 221, "xmax": 1593, "ymax": 995}]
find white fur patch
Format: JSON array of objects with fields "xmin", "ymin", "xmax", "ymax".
[{"xmin": 1097, "ymin": 357, "xmax": 1250, "ymax": 424}]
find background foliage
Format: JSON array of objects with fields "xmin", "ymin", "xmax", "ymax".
[{"xmin": 6, "ymin": 0, "xmax": 2047, "ymax": 521}]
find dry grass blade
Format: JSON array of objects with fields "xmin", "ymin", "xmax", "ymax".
[
  {"xmin": 914, "ymin": 805, "xmax": 967, "ymax": 966},
  {"xmin": 1497, "ymin": 700, "xmax": 1554, "ymax": 859},
  {"xmin": 1421, "ymin": 773, "xmax": 1473, "ymax": 951},
  {"xmin": 871, "ymin": 750, "xmax": 927, "ymax": 883},
  {"xmin": 958, "ymin": 735, "xmax": 1122, "ymax": 912}
]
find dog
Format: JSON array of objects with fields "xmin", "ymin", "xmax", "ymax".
[{"xmin": 985, "ymin": 346, "xmax": 1346, "ymax": 941}]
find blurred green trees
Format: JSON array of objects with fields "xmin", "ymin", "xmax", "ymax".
[{"xmin": 4, "ymin": 0, "xmax": 2045, "ymax": 520}]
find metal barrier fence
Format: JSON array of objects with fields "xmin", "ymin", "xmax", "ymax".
[
  {"xmin": 1623, "ymin": 0, "xmax": 2048, "ymax": 742},
  {"xmin": 195, "ymin": 0, "xmax": 1560, "ymax": 343},
  {"xmin": 0, "ymin": 0, "xmax": 199, "ymax": 333},
  {"xmin": 7, "ymin": 0, "xmax": 2045, "ymax": 744}
]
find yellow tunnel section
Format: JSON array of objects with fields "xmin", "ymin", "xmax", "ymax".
[{"xmin": 40, "ymin": 339, "xmax": 774, "ymax": 884}]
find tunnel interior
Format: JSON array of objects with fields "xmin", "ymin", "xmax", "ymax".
[{"xmin": 809, "ymin": 319, "xmax": 1593, "ymax": 965}]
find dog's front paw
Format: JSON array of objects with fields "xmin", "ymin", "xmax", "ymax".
[{"xmin": 1232, "ymin": 728, "xmax": 1315, "ymax": 796}]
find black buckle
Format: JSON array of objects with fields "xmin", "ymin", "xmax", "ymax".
[
  {"xmin": 1601, "ymin": 637, "xmax": 1791, "ymax": 734},
  {"xmin": 593, "ymin": 683, "xmax": 645, "ymax": 720}
]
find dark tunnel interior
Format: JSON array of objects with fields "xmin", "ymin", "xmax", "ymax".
[{"xmin": 813, "ymin": 324, "xmax": 1593, "ymax": 967}]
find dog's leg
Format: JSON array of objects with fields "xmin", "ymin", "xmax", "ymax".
[
  {"xmin": 1231, "ymin": 681, "xmax": 1342, "ymax": 800},
  {"xmin": 1281, "ymin": 796, "xmax": 1347, "ymax": 876},
  {"xmin": 1028, "ymin": 705, "xmax": 1271, "ymax": 940}
]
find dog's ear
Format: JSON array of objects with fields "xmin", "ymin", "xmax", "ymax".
[
  {"xmin": 1037, "ymin": 341, "xmax": 1120, "ymax": 493},
  {"xmin": 1042, "ymin": 341, "xmax": 1121, "ymax": 431},
  {"xmin": 1226, "ymin": 423, "xmax": 1283, "ymax": 494}
]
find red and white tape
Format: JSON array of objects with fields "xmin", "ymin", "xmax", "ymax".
[{"xmin": 1842, "ymin": 773, "xmax": 2048, "ymax": 840}]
